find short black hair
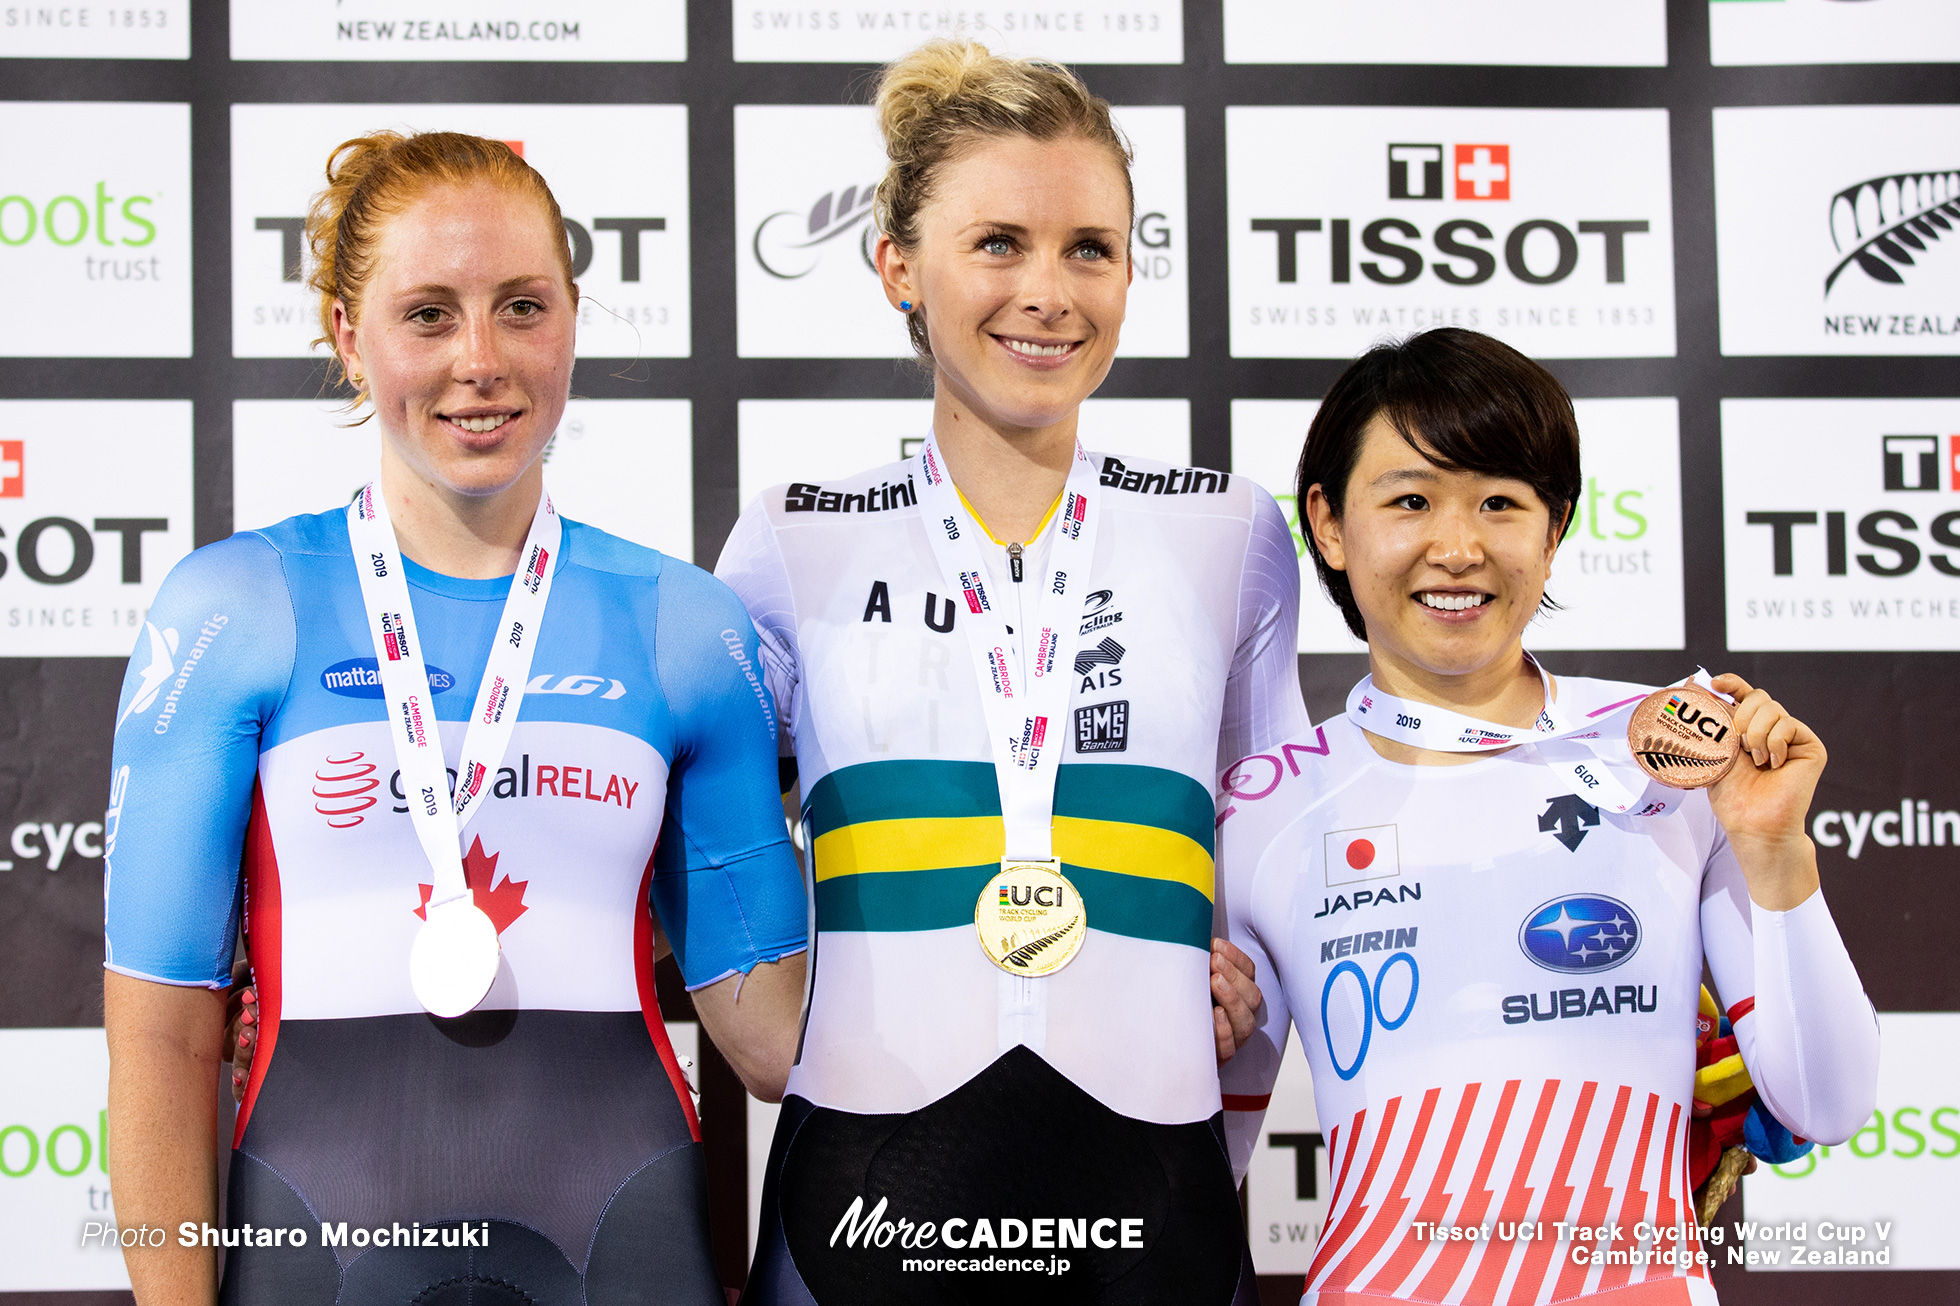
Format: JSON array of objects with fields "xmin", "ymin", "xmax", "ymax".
[{"xmin": 1293, "ymin": 328, "xmax": 1581, "ymax": 640}]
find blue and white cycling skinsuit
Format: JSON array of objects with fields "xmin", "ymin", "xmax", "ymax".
[
  {"xmin": 105, "ymin": 507, "xmax": 807, "ymax": 1306},
  {"xmin": 1214, "ymin": 676, "xmax": 1880, "ymax": 1306}
]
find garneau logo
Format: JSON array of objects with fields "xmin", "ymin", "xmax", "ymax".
[
  {"xmin": 785, "ymin": 476, "xmax": 918, "ymax": 514},
  {"xmin": 1098, "ymin": 458, "xmax": 1230, "ymax": 495},
  {"xmin": 1814, "ymin": 799, "xmax": 1958, "ymax": 858},
  {"xmin": 830, "ymin": 1196, "xmax": 1143, "ymax": 1253}
]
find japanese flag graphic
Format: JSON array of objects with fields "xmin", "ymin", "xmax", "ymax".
[{"xmin": 1324, "ymin": 824, "xmax": 1400, "ymax": 887}]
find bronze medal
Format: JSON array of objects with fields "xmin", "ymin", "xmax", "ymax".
[
  {"xmin": 1626, "ymin": 684, "xmax": 1741, "ymax": 789},
  {"xmin": 976, "ymin": 859, "xmax": 1086, "ymax": 977}
]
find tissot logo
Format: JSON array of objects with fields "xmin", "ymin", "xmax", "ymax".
[
  {"xmin": 1715, "ymin": 106, "xmax": 1960, "ymax": 356},
  {"xmin": 735, "ymin": 105, "xmax": 1188, "ymax": 358},
  {"xmin": 1724, "ymin": 398, "xmax": 1960, "ymax": 650},
  {"xmin": 232, "ymin": 104, "xmax": 690, "ymax": 360},
  {"xmin": 1230, "ymin": 108, "xmax": 1675, "ymax": 359},
  {"xmin": 0, "ymin": 102, "xmax": 190, "ymax": 356},
  {"xmin": 0, "ymin": 408, "xmax": 193, "ymax": 656}
]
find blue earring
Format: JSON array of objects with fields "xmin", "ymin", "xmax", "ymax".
[{"xmin": 899, "ymin": 300, "xmax": 913, "ymax": 312}]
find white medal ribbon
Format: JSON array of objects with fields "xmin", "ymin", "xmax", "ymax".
[
  {"xmin": 346, "ymin": 479, "xmax": 561, "ymax": 1016},
  {"xmin": 914, "ymin": 431, "xmax": 1102, "ymax": 1054},
  {"xmin": 914, "ymin": 430, "xmax": 1103, "ymax": 859},
  {"xmin": 1345, "ymin": 657, "xmax": 1717, "ymax": 818}
]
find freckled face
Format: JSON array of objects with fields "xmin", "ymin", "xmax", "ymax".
[
  {"xmin": 335, "ymin": 180, "xmax": 576, "ymax": 498},
  {"xmin": 1311, "ymin": 415, "xmax": 1563, "ymax": 678},
  {"xmin": 882, "ymin": 133, "xmax": 1133, "ymax": 433}
]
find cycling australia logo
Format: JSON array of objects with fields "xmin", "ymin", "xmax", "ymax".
[
  {"xmin": 1517, "ymin": 894, "xmax": 1641, "ymax": 974},
  {"xmin": 1229, "ymin": 107, "xmax": 1675, "ymax": 360},
  {"xmin": 1723, "ymin": 399, "xmax": 1960, "ymax": 651},
  {"xmin": 751, "ymin": 181, "xmax": 878, "ymax": 281},
  {"xmin": 0, "ymin": 103, "xmax": 190, "ymax": 357}
]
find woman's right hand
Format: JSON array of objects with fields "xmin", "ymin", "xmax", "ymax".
[{"xmin": 223, "ymin": 960, "xmax": 258, "ymax": 1104}]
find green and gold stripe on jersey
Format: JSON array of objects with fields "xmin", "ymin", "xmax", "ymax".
[{"xmin": 805, "ymin": 759, "xmax": 1215, "ymax": 950}]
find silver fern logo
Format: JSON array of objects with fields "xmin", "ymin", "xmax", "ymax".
[
  {"xmin": 1826, "ymin": 169, "xmax": 1960, "ymax": 295},
  {"xmin": 751, "ymin": 183, "xmax": 878, "ymax": 280}
]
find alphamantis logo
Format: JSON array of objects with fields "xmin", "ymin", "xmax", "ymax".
[
  {"xmin": 320, "ymin": 658, "xmax": 456, "ymax": 698},
  {"xmin": 752, "ymin": 182, "xmax": 878, "ymax": 280},
  {"xmin": 0, "ymin": 184, "xmax": 162, "ymax": 282},
  {"xmin": 1825, "ymin": 169, "xmax": 1960, "ymax": 296}
]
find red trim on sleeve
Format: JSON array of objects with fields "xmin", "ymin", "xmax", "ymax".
[
  {"xmin": 1727, "ymin": 995, "xmax": 1757, "ymax": 1025},
  {"xmin": 635, "ymin": 849, "xmax": 702, "ymax": 1142},
  {"xmin": 1221, "ymin": 1093, "xmax": 1271, "ymax": 1112},
  {"xmin": 234, "ymin": 783, "xmax": 281, "ymax": 1148}
]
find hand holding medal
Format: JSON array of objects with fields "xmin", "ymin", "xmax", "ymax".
[{"xmin": 1695, "ymin": 674, "xmax": 1829, "ymax": 860}]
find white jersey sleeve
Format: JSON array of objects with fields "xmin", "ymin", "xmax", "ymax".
[
  {"xmin": 1219, "ymin": 485, "xmax": 1310, "ymax": 772},
  {"xmin": 1698, "ymin": 834, "xmax": 1879, "ymax": 1145},
  {"xmin": 715, "ymin": 495, "xmax": 800, "ymax": 749},
  {"xmin": 1217, "ymin": 790, "xmax": 1294, "ymax": 1182}
]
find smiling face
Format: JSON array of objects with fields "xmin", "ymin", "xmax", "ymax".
[
  {"xmin": 876, "ymin": 132, "xmax": 1132, "ymax": 436},
  {"xmin": 1307, "ymin": 413, "xmax": 1565, "ymax": 681},
  {"xmin": 332, "ymin": 179, "xmax": 576, "ymax": 500}
]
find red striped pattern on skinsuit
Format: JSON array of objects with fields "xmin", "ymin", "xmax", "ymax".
[{"xmin": 1303, "ymin": 1079, "xmax": 1706, "ymax": 1304}]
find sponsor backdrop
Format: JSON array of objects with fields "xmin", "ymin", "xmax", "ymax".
[{"xmin": 2, "ymin": 2, "xmax": 1956, "ymax": 1302}]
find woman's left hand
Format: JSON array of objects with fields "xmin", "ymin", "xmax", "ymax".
[
  {"xmin": 1705, "ymin": 673, "xmax": 1827, "ymax": 910},
  {"xmin": 1211, "ymin": 939, "xmax": 1262, "ymax": 1065}
]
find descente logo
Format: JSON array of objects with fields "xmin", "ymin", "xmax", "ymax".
[{"xmin": 830, "ymin": 1196, "xmax": 1144, "ymax": 1253}]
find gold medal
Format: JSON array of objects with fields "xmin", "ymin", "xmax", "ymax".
[{"xmin": 976, "ymin": 859, "xmax": 1086, "ymax": 977}]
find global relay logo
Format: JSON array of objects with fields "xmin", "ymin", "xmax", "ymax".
[
  {"xmin": 1825, "ymin": 168, "xmax": 1960, "ymax": 295},
  {"xmin": 752, "ymin": 182, "xmax": 878, "ymax": 280}
]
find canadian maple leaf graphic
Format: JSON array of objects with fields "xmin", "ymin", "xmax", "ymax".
[{"xmin": 414, "ymin": 836, "xmax": 530, "ymax": 935}]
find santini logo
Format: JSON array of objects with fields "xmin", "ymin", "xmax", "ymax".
[
  {"xmin": 752, "ymin": 183, "xmax": 878, "ymax": 279},
  {"xmin": 1826, "ymin": 169, "xmax": 1960, "ymax": 295}
]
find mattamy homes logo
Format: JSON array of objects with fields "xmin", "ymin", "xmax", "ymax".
[
  {"xmin": 0, "ymin": 102, "xmax": 190, "ymax": 357},
  {"xmin": 1230, "ymin": 397, "xmax": 1684, "ymax": 653},
  {"xmin": 736, "ymin": 398, "xmax": 1190, "ymax": 509},
  {"xmin": 0, "ymin": 406, "xmax": 193, "ymax": 658},
  {"xmin": 1741, "ymin": 1013, "xmax": 1960, "ymax": 1271},
  {"xmin": 230, "ymin": 0, "xmax": 684, "ymax": 60},
  {"xmin": 735, "ymin": 105, "xmax": 1188, "ymax": 359},
  {"xmin": 0, "ymin": 1029, "xmax": 126, "ymax": 1291},
  {"xmin": 1224, "ymin": 0, "xmax": 1664, "ymax": 66},
  {"xmin": 1227, "ymin": 108, "xmax": 1676, "ymax": 360},
  {"xmin": 732, "ymin": 3, "xmax": 1181, "ymax": 63},
  {"xmin": 232, "ymin": 400, "xmax": 694, "ymax": 561},
  {"xmin": 0, "ymin": 3, "xmax": 186, "ymax": 57},
  {"xmin": 231, "ymin": 104, "xmax": 689, "ymax": 360},
  {"xmin": 1723, "ymin": 399, "xmax": 1960, "ymax": 651},
  {"xmin": 1711, "ymin": 0, "xmax": 1960, "ymax": 67},
  {"xmin": 1715, "ymin": 106, "xmax": 1960, "ymax": 356}
]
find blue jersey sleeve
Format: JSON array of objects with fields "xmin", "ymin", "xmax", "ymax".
[
  {"xmin": 104, "ymin": 532, "xmax": 297, "ymax": 987},
  {"xmin": 648, "ymin": 560, "xmax": 809, "ymax": 989}
]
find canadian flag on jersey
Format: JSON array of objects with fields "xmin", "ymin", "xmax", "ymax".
[{"xmin": 1325, "ymin": 824, "xmax": 1400, "ymax": 887}]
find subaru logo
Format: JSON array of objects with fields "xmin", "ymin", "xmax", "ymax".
[
  {"xmin": 320, "ymin": 658, "xmax": 455, "ymax": 699},
  {"xmin": 1518, "ymin": 894, "xmax": 1641, "ymax": 974}
]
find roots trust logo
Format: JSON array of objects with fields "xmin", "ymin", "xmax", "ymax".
[{"xmin": 0, "ymin": 103, "xmax": 190, "ymax": 357}]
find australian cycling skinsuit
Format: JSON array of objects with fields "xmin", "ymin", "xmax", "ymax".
[
  {"xmin": 1215, "ymin": 675, "xmax": 1879, "ymax": 1306},
  {"xmin": 716, "ymin": 441, "xmax": 1309, "ymax": 1306},
  {"xmin": 105, "ymin": 508, "xmax": 806, "ymax": 1305}
]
